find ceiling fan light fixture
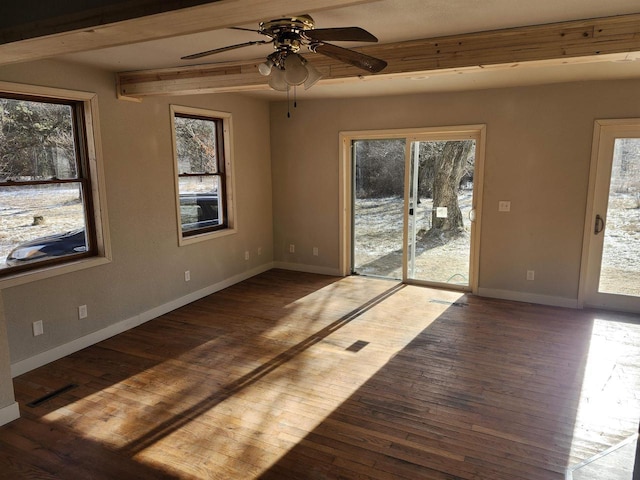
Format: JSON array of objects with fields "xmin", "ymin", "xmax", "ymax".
[
  {"xmin": 268, "ymin": 67, "xmax": 289, "ymax": 91},
  {"xmin": 284, "ymin": 53, "xmax": 309, "ymax": 86},
  {"xmin": 258, "ymin": 59, "xmax": 273, "ymax": 76},
  {"xmin": 303, "ymin": 61, "xmax": 323, "ymax": 90}
]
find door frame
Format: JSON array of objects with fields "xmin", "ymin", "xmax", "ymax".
[
  {"xmin": 578, "ymin": 118, "xmax": 640, "ymax": 312},
  {"xmin": 339, "ymin": 124, "xmax": 486, "ymax": 293}
]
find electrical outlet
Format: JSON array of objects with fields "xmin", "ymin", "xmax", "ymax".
[
  {"xmin": 78, "ymin": 304, "xmax": 88, "ymax": 319},
  {"xmin": 184, "ymin": 270, "xmax": 190, "ymax": 282},
  {"xmin": 245, "ymin": 251, "xmax": 250, "ymax": 260},
  {"xmin": 33, "ymin": 320, "xmax": 44, "ymax": 337},
  {"xmin": 498, "ymin": 201, "xmax": 511, "ymax": 212},
  {"xmin": 526, "ymin": 270, "xmax": 535, "ymax": 281},
  {"xmin": 313, "ymin": 247, "xmax": 319, "ymax": 256},
  {"xmin": 289, "ymin": 244, "xmax": 295, "ymax": 254}
]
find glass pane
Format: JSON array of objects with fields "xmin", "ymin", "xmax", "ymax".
[
  {"xmin": 174, "ymin": 116, "xmax": 218, "ymax": 174},
  {"xmin": 178, "ymin": 175, "xmax": 221, "ymax": 233},
  {"xmin": 0, "ymin": 184, "xmax": 88, "ymax": 270},
  {"xmin": 598, "ymin": 138, "xmax": 640, "ymax": 297},
  {"xmin": 0, "ymin": 98, "xmax": 77, "ymax": 181},
  {"xmin": 407, "ymin": 140, "xmax": 475, "ymax": 286},
  {"xmin": 352, "ymin": 139, "xmax": 405, "ymax": 279}
]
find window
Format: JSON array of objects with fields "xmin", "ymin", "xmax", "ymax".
[
  {"xmin": 0, "ymin": 86, "xmax": 107, "ymax": 281},
  {"xmin": 171, "ymin": 106, "xmax": 234, "ymax": 242}
]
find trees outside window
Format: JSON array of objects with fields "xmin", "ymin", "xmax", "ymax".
[{"xmin": 353, "ymin": 138, "xmax": 474, "ymax": 240}]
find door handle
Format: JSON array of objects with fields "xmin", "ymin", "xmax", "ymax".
[
  {"xmin": 469, "ymin": 208, "xmax": 476, "ymax": 222},
  {"xmin": 594, "ymin": 214, "xmax": 605, "ymax": 234}
]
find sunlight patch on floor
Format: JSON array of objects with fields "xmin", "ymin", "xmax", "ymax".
[
  {"xmin": 45, "ymin": 279, "xmax": 463, "ymax": 477},
  {"xmin": 568, "ymin": 318, "xmax": 640, "ymax": 476},
  {"xmin": 31, "ymin": 276, "xmax": 471, "ymax": 478}
]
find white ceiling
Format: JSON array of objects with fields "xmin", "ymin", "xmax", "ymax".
[{"xmin": 61, "ymin": 0, "xmax": 640, "ymax": 99}]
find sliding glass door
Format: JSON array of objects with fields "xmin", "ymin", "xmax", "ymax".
[{"xmin": 348, "ymin": 126, "xmax": 485, "ymax": 291}]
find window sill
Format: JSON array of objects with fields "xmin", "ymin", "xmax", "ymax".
[
  {"xmin": 0, "ymin": 256, "xmax": 111, "ymax": 290},
  {"xmin": 178, "ymin": 227, "xmax": 237, "ymax": 247}
]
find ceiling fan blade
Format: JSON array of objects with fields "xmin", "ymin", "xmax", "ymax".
[
  {"xmin": 305, "ymin": 27, "xmax": 378, "ymax": 43},
  {"xmin": 181, "ymin": 40, "xmax": 271, "ymax": 60},
  {"xmin": 311, "ymin": 43, "xmax": 387, "ymax": 73}
]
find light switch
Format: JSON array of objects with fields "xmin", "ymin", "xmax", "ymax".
[{"xmin": 33, "ymin": 320, "xmax": 44, "ymax": 336}]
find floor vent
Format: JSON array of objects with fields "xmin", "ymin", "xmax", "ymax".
[
  {"xmin": 27, "ymin": 384, "xmax": 78, "ymax": 408},
  {"xmin": 346, "ymin": 340, "xmax": 370, "ymax": 352}
]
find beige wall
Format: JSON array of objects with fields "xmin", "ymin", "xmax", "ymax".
[
  {"xmin": 0, "ymin": 296, "xmax": 16, "ymax": 411},
  {"xmin": 270, "ymin": 79, "xmax": 640, "ymax": 304},
  {"xmin": 0, "ymin": 59, "xmax": 273, "ymax": 374}
]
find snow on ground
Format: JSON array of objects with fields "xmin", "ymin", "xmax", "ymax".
[
  {"xmin": 354, "ymin": 193, "xmax": 640, "ymax": 296},
  {"xmin": 0, "ymin": 186, "xmax": 85, "ymax": 268},
  {"xmin": 1, "ymin": 187, "xmax": 638, "ymax": 297},
  {"xmin": 354, "ymin": 193, "xmax": 472, "ymax": 284},
  {"xmin": 599, "ymin": 193, "xmax": 640, "ymax": 296}
]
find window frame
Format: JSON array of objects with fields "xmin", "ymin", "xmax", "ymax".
[
  {"xmin": 170, "ymin": 105, "xmax": 236, "ymax": 245},
  {"xmin": 0, "ymin": 82, "xmax": 110, "ymax": 289}
]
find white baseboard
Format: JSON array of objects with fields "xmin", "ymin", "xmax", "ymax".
[
  {"xmin": 0, "ymin": 401, "xmax": 20, "ymax": 426},
  {"xmin": 477, "ymin": 288, "xmax": 578, "ymax": 309},
  {"xmin": 273, "ymin": 261, "xmax": 341, "ymax": 277},
  {"xmin": 11, "ymin": 263, "xmax": 274, "ymax": 378}
]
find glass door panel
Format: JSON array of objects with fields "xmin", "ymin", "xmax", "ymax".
[
  {"xmin": 348, "ymin": 127, "xmax": 483, "ymax": 292},
  {"xmin": 406, "ymin": 140, "xmax": 476, "ymax": 286},
  {"xmin": 597, "ymin": 138, "xmax": 640, "ymax": 297},
  {"xmin": 352, "ymin": 139, "xmax": 405, "ymax": 279}
]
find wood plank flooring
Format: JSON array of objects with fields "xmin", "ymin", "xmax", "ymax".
[{"xmin": 1, "ymin": 269, "xmax": 640, "ymax": 479}]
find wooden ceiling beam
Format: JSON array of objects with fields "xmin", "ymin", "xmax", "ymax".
[
  {"xmin": 0, "ymin": 0, "xmax": 375, "ymax": 66},
  {"xmin": 117, "ymin": 13, "xmax": 640, "ymax": 99}
]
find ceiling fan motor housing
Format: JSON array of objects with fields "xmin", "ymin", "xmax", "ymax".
[{"xmin": 260, "ymin": 15, "xmax": 315, "ymax": 55}]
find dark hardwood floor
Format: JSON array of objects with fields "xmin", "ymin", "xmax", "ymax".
[{"xmin": 1, "ymin": 269, "xmax": 640, "ymax": 479}]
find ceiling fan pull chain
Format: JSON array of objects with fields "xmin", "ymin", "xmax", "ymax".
[
  {"xmin": 294, "ymin": 85, "xmax": 297, "ymax": 109},
  {"xmin": 287, "ymin": 87, "xmax": 291, "ymax": 118}
]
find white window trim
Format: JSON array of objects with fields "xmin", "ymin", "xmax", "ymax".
[
  {"xmin": 0, "ymin": 81, "xmax": 111, "ymax": 289},
  {"xmin": 170, "ymin": 104, "xmax": 237, "ymax": 246}
]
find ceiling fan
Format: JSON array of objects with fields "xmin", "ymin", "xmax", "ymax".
[{"xmin": 181, "ymin": 14, "xmax": 388, "ymax": 91}]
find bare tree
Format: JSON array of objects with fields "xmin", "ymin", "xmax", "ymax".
[
  {"xmin": 0, "ymin": 98, "xmax": 75, "ymax": 181},
  {"xmin": 174, "ymin": 116, "xmax": 217, "ymax": 174},
  {"xmin": 428, "ymin": 140, "xmax": 473, "ymax": 239},
  {"xmin": 353, "ymin": 139, "xmax": 405, "ymax": 198}
]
